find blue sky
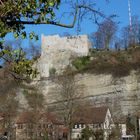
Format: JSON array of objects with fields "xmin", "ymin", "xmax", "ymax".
[{"xmin": 5, "ymin": 0, "xmax": 140, "ymax": 47}]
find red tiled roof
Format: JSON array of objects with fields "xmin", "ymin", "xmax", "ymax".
[
  {"xmin": 73, "ymin": 106, "xmax": 108, "ymax": 124},
  {"xmin": 59, "ymin": 127, "xmax": 69, "ymax": 133},
  {"xmin": 0, "ymin": 113, "xmax": 4, "ymax": 118},
  {"xmin": 16, "ymin": 111, "xmax": 63, "ymax": 125},
  {"xmin": 40, "ymin": 112, "xmax": 63, "ymax": 125},
  {"xmin": 16, "ymin": 112, "xmax": 36, "ymax": 124}
]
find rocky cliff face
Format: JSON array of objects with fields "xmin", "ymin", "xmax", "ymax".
[
  {"xmin": 21, "ymin": 34, "xmax": 140, "ymax": 117},
  {"xmin": 75, "ymin": 72, "xmax": 140, "ymax": 116},
  {"xmin": 36, "ymin": 71, "xmax": 140, "ymax": 117}
]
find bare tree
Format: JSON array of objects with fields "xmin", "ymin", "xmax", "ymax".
[
  {"xmin": 55, "ymin": 70, "xmax": 84, "ymax": 140},
  {"xmin": 0, "ymin": 68, "xmax": 19, "ymax": 140},
  {"xmin": 121, "ymin": 16, "xmax": 140, "ymax": 48},
  {"xmin": 23, "ymin": 87, "xmax": 45, "ymax": 112},
  {"xmin": 91, "ymin": 18, "xmax": 117, "ymax": 50},
  {"xmin": 22, "ymin": 85, "xmax": 45, "ymax": 140}
]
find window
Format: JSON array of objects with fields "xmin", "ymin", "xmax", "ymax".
[
  {"xmin": 48, "ymin": 124, "xmax": 53, "ymax": 128},
  {"xmin": 79, "ymin": 124, "xmax": 81, "ymax": 129},
  {"xmin": 18, "ymin": 124, "xmax": 23, "ymax": 129},
  {"xmin": 81, "ymin": 124, "xmax": 84, "ymax": 128},
  {"xmin": 99, "ymin": 123, "xmax": 102, "ymax": 128},
  {"xmin": 43, "ymin": 124, "xmax": 46, "ymax": 128},
  {"xmin": 74, "ymin": 124, "xmax": 77, "ymax": 129},
  {"xmin": 74, "ymin": 124, "xmax": 79, "ymax": 129},
  {"xmin": 38, "ymin": 124, "xmax": 41, "ymax": 129},
  {"xmin": 28, "ymin": 123, "xmax": 33, "ymax": 129},
  {"xmin": 77, "ymin": 124, "xmax": 79, "ymax": 128}
]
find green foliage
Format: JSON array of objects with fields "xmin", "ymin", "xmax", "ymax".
[
  {"xmin": 43, "ymin": 132, "xmax": 49, "ymax": 140},
  {"xmin": 12, "ymin": 58, "xmax": 38, "ymax": 79},
  {"xmin": 81, "ymin": 126, "xmax": 93, "ymax": 140},
  {"xmin": 109, "ymin": 125, "xmax": 121, "ymax": 140},
  {"xmin": 0, "ymin": 47, "xmax": 38, "ymax": 80},
  {"xmin": 49, "ymin": 67, "xmax": 56, "ymax": 76},
  {"xmin": 0, "ymin": 0, "xmax": 60, "ymax": 80},
  {"xmin": 0, "ymin": 0, "xmax": 61, "ymax": 38},
  {"xmin": 72, "ymin": 56, "xmax": 90, "ymax": 71},
  {"xmin": 72, "ymin": 47, "xmax": 140, "ymax": 78},
  {"xmin": 93, "ymin": 129, "xmax": 104, "ymax": 140}
]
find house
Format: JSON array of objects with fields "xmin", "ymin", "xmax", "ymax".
[
  {"xmin": 15, "ymin": 111, "xmax": 65, "ymax": 140},
  {"xmin": 0, "ymin": 113, "xmax": 15, "ymax": 140},
  {"xmin": 113, "ymin": 115, "xmax": 136, "ymax": 140},
  {"xmin": 72, "ymin": 106, "xmax": 114, "ymax": 140}
]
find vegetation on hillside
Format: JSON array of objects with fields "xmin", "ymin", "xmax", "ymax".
[
  {"xmin": 72, "ymin": 47, "xmax": 140, "ymax": 77},
  {"xmin": 72, "ymin": 16, "xmax": 140, "ymax": 78}
]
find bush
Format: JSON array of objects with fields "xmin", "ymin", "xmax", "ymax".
[
  {"xmin": 71, "ymin": 47, "xmax": 140, "ymax": 78},
  {"xmin": 72, "ymin": 56, "xmax": 90, "ymax": 70},
  {"xmin": 81, "ymin": 126, "xmax": 93, "ymax": 140},
  {"xmin": 49, "ymin": 67, "xmax": 56, "ymax": 76}
]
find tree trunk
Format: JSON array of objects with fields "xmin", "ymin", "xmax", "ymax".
[
  {"xmin": 67, "ymin": 131, "xmax": 71, "ymax": 140},
  {"xmin": 135, "ymin": 116, "xmax": 138, "ymax": 140}
]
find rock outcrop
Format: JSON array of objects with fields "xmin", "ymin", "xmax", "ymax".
[{"xmin": 21, "ymin": 34, "xmax": 140, "ymax": 117}]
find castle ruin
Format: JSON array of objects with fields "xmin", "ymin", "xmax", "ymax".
[
  {"xmin": 37, "ymin": 34, "xmax": 91, "ymax": 77},
  {"xmin": 31, "ymin": 35, "xmax": 140, "ymax": 116}
]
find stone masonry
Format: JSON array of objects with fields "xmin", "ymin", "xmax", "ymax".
[{"xmin": 37, "ymin": 34, "xmax": 90, "ymax": 77}]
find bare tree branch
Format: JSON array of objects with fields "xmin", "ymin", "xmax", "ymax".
[
  {"xmin": 6, "ymin": 5, "xmax": 106, "ymax": 28},
  {"xmin": 0, "ymin": 0, "xmax": 4, "ymax": 6}
]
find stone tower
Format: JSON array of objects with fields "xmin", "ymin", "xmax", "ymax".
[{"xmin": 37, "ymin": 34, "xmax": 90, "ymax": 77}]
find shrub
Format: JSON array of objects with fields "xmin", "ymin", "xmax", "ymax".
[
  {"xmin": 49, "ymin": 67, "xmax": 56, "ymax": 76},
  {"xmin": 81, "ymin": 126, "xmax": 93, "ymax": 140},
  {"xmin": 72, "ymin": 56, "xmax": 90, "ymax": 70},
  {"xmin": 71, "ymin": 47, "xmax": 140, "ymax": 78}
]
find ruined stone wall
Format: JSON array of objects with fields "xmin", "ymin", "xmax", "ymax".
[
  {"xmin": 41, "ymin": 34, "xmax": 90, "ymax": 56},
  {"xmin": 37, "ymin": 34, "xmax": 90, "ymax": 77}
]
